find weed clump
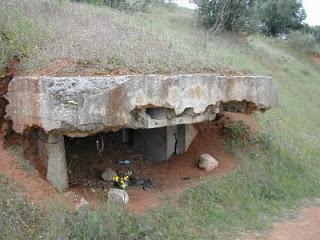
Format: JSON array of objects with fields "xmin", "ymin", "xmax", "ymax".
[
  {"xmin": 224, "ymin": 121, "xmax": 274, "ymax": 154},
  {"xmin": 0, "ymin": 7, "xmax": 45, "ymax": 77}
]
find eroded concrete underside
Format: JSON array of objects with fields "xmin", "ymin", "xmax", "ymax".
[{"xmin": 5, "ymin": 74, "xmax": 279, "ymax": 191}]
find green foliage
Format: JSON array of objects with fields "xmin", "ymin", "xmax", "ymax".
[
  {"xmin": 287, "ymin": 31, "xmax": 317, "ymax": 53},
  {"xmin": 311, "ymin": 26, "xmax": 320, "ymax": 43},
  {"xmin": 224, "ymin": 122, "xmax": 250, "ymax": 151},
  {"xmin": 198, "ymin": 0, "xmax": 257, "ymax": 33},
  {"xmin": 198, "ymin": 0, "xmax": 306, "ymax": 36},
  {"xmin": 258, "ymin": 0, "xmax": 306, "ymax": 36},
  {"xmin": 302, "ymin": 24, "xmax": 320, "ymax": 44},
  {"xmin": 224, "ymin": 121, "xmax": 275, "ymax": 154}
]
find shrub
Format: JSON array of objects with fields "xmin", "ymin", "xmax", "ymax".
[
  {"xmin": 224, "ymin": 121, "xmax": 275, "ymax": 153},
  {"xmin": 197, "ymin": 0, "xmax": 257, "ymax": 33},
  {"xmin": 197, "ymin": 0, "xmax": 306, "ymax": 36},
  {"xmin": 224, "ymin": 121, "xmax": 250, "ymax": 151},
  {"xmin": 257, "ymin": 0, "xmax": 306, "ymax": 36},
  {"xmin": 311, "ymin": 26, "xmax": 320, "ymax": 43},
  {"xmin": 287, "ymin": 31, "xmax": 317, "ymax": 54}
]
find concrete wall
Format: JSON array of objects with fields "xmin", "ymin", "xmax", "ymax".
[{"xmin": 133, "ymin": 124, "xmax": 197, "ymax": 163}]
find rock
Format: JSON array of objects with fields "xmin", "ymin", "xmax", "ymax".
[
  {"xmin": 108, "ymin": 189, "xmax": 129, "ymax": 204},
  {"xmin": 199, "ymin": 154, "xmax": 219, "ymax": 171},
  {"xmin": 101, "ymin": 168, "xmax": 117, "ymax": 182},
  {"xmin": 75, "ymin": 197, "xmax": 89, "ymax": 212},
  {"xmin": 6, "ymin": 75, "xmax": 278, "ymax": 137}
]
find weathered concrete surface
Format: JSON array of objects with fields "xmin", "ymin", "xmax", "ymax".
[
  {"xmin": 176, "ymin": 124, "xmax": 198, "ymax": 155},
  {"xmin": 133, "ymin": 126, "xmax": 177, "ymax": 162},
  {"xmin": 133, "ymin": 124, "xmax": 197, "ymax": 163},
  {"xmin": 6, "ymin": 74, "xmax": 278, "ymax": 137},
  {"xmin": 46, "ymin": 133, "xmax": 68, "ymax": 191}
]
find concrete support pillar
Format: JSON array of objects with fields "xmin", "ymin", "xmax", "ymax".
[
  {"xmin": 176, "ymin": 124, "xmax": 198, "ymax": 154},
  {"xmin": 46, "ymin": 133, "xmax": 68, "ymax": 191},
  {"xmin": 132, "ymin": 124, "xmax": 198, "ymax": 163},
  {"xmin": 37, "ymin": 129, "xmax": 48, "ymax": 169},
  {"xmin": 133, "ymin": 126, "xmax": 177, "ymax": 163},
  {"xmin": 122, "ymin": 128, "xmax": 133, "ymax": 145}
]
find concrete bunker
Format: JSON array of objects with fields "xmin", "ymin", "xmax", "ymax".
[
  {"xmin": 5, "ymin": 74, "xmax": 279, "ymax": 191},
  {"xmin": 33, "ymin": 124, "xmax": 198, "ymax": 191}
]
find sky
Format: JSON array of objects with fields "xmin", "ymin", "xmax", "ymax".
[{"xmin": 303, "ymin": 0, "xmax": 320, "ymax": 26}]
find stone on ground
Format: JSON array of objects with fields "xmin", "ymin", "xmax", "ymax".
[
  {"xmin": 101, "ymin": 168, "xmax": 117, "ymax": 182},
  {"xmin": 75, "ymin": 197, "xmax": 89, "ymax": 212},
  {"xmin": 108, "ymin": 188, "xmax": 129, "ymax": 204},
  {"xmin": 199, "ymin": 154, "xmax": 219, "ymax": 171}
]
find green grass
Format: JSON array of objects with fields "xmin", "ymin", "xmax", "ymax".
[
  {"xmin": 0, "ymin": 0, "xmax": 271, "ymax": 75},
  {"xmin": 0, "ymin": 6, "xmax": 44, "ymax": 77},
  {"xmin": 0, "ymin": 1, "xmax": 320, "ymax": 239},
  {"xmin": 0, "ymin": 175, "xmax": 143, "ymax": 240},
  {"xmin": 138, "ymin": 122, "xmax": 320, "ymax": 239}
]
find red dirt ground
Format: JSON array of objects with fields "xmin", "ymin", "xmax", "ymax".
[
  {"xmin": 0, "ymin": 137, "xmax": 65, "ymax": 209},
  {"xmin": 311, "ymin": 53, "xmax": 320, "ymax": 65},
  {"xmin": 247, "ymin": 202, "xmax": 320, "ymax": 240},
  {"xmin": 64, "ymin": 119, "xmax": 242, "ymax": 214}
]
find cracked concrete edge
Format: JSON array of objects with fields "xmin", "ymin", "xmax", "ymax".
[{"xmin": 5, "ymin": 74, "xmax": 279, "ymax": 137}]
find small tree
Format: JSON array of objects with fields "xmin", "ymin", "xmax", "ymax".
[
  {"xmin": 198, "ymin": 0, "xmax": 257, "ymax": 33},
  {"xmin": 312, "ymin": 26, "xmax": 320, "ymax": 43},
  {"xmin": 258, "ymin": 0, "xmax": 306, "ymax": 36}
]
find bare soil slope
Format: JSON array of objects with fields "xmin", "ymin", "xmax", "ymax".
[{"xmin": 248, "ymin": 204, "xmax": 320, "ymax": 240}]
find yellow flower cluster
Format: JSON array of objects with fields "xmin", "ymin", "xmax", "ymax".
[{"xmin": 112, "ymin": 172, "xmax": 131, "ymax": 189}]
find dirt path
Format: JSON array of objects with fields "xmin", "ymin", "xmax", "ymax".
[{"xmin": 248, "ymin": 203, "xmax": 320, "ymax": 240}]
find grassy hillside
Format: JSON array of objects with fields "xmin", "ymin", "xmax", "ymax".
[
  {"xmin": 0, "ymin": 1, "xmax": 320, "ymax": 239},
  {"xmin": 1, "ymin": 0, "xmax": 277, "ymax": 75}
]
